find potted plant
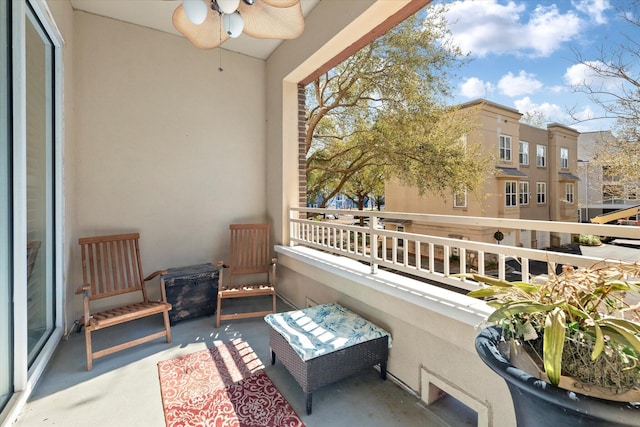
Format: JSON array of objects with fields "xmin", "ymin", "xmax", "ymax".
[{"xmin": 461, "ymin": 261, "xmax": 640, "ymax": 426}]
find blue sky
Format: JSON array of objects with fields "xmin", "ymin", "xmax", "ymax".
[{"xmin": 434, "ymin": 0, "xmax": 637, "ymax": 132}]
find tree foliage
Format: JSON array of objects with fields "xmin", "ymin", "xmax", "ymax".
[
  {"xmin": 305, "ymin": 6, "xmax": 494, "ymax": 208},
  {"xmin": 342, "ymin": 165, "xmax": 385, "ymax": 211},
  {"xmin": 590, "ymin": 132, "xmax": 640, "ymax": 198}
]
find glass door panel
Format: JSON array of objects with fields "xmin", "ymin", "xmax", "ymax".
[{"xmin": 25, "ymin": 4, "xmax": 55, "ymax": 364}]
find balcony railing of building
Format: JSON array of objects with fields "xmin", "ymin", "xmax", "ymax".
[{"xmin": 289, "ymin": 207, "xmax": 638, "ymax": 292}]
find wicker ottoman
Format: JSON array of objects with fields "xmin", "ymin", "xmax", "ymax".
[{"xmin": 265, "ymin": 303, "xmax": 391, "ymax": 415}]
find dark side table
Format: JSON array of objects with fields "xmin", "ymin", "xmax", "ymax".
[{"xmin": 161, "ymin": 262, "xmax": 219, "ymax": 324}]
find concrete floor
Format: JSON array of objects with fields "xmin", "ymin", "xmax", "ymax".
[{"xmin": 11, "ymin": 297, "xmax": 474, "ymax": 427}]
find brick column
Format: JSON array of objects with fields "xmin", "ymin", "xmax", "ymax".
[{"xmin": 298, "ymin": 84, "xmax": 307, "ymax": 219}]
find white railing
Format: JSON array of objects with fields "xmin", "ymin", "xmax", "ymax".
[{"xmin": 289, "ymin": 208, "xmax": 636, "ymax": 292}]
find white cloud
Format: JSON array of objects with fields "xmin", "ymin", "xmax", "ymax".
[
  {"xmin": 514, "ymin": 97, "xmax": 612, "ymax": 131},
  {"xmin": 573, "ymin": 0, "xmax": 610, "ymax": 24},
  {"xmin": 498, "ymin": 71, "xmax": 543, "ymax": 97},
  {"xmin": 460, "ymin": 77, "xmax": 494, "ymax": 98},
  {"xmin": 442, "ymin": 0, "xmax": 584, "ymax": 58},
  {"xmin": 572, "ymin": 105, "xmax": 597, "ymax": 122},
  {"xmin": 564, "ymin": 61, "xmax": 621, "ymax": 91},
  {"xmin": 514, "ymin": 97, "xmax": 567, "ymax": 122},
  {"xmin": 548, "ymin": 85, "xmax": 565, "ymax": 93}
]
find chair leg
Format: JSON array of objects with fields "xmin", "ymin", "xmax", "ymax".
[
  {"xmin": 305, "ymin": 392, "xmax": 313, "ymax": 415},
  {"xmin": 271, "ymin": 291, "xmax": 276, "ymax": 313},
  {"xmin": 216, "ymin": 292, "xmax": 222, "ymax": 328},
  {"xmin": 162, "ymin": 311, "xmax": 172, "ymax": 343},
  {"xmin": 85, "ymin": 328, "xmax": 93, "ymax": 371}
]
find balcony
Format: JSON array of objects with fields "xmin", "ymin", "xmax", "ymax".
[
  {"xmin": 7, "ymin": 2, "xmax": 640, "ymax": 426},
  {"xmin": 12, "ymin": 209, "xmax": 638, "ymax": 427}
]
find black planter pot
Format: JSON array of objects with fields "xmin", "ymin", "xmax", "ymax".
[{"xmin": 475, "ymin": 326, "xmax": 640, "ymax": 427}]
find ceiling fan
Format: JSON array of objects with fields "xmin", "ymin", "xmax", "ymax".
[{"xmin": 173, "ymin": 0, "xmax": 305, "ymax": 49}]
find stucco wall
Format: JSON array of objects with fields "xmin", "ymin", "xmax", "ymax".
[{"xmin": 69, "ymin": 11, "xmax": 267, "ymax": 319}]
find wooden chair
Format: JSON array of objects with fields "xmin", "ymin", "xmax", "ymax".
[
  {"xmin": 216, "ymin": 223, "xmax": 277, "ymax": 328},
  {"xmin": 76, "ymin": 233, "xmax": 172, "ymax": 370}
]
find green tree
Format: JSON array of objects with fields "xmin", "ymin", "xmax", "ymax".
[
  {"xmin": 342, "ymin": 166, "xmax": 385, "ymax": 224},
  {"xmin": 306, "ymin": 6, "xmax": 493, "ymax": 208}
]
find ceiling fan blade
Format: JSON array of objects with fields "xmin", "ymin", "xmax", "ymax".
[
  {"xmin": 261, "ymin": 0, "xmax": 300, "ymax": 7},
  {"xmin": 173, "ymin": 4, "xmax": 230, "ymax": 49},
  {"xmin": 239, "ymin": 0, "xmax": 304, "ymax": 39}
]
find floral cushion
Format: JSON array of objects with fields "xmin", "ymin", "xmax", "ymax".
[{"xmin": 264, "ymin": 303, "xmax": 392, "ymax": 361}]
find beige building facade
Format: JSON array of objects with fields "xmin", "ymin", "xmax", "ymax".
[{"xmin": 385, "ymin": 99, "xmax": 580, "ymax": 250}]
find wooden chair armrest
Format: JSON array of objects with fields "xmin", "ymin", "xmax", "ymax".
[
  {"xmin": 75, "ymin": 284, "xmax": 90, "ymax": 295},
  {"xmin": 144, "ymin": 269, "xmax": 168, "ymax": 282}
]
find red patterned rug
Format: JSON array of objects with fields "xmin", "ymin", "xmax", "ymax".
[{"xmin": 157, "ymin": 339, "xmax": 305, "ymax": 427}]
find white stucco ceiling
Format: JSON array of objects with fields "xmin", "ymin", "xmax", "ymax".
[{"xmin": 68, "ymin": 0, "xmax": 320, "ymax": 60}]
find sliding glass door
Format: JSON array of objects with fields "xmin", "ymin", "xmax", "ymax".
[
  {"xmin": 0, "ymin": 0, "xmax": 13, "ymax": 411},
  {"xmin": 25, "ymin": 2, "xmax": 55, "ymax": 364},
  {"xmin": 1, "ymin": 0, "xmax": 60, "ymax": 416}
]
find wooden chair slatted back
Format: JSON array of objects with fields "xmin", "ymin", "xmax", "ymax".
[
  {"xmin": 228, "ymin": 224, "xmax": 270, "ymax": 278},
  {"xmin": 79, "ymin": 233, "xmax": 146, "ymax": 300}
]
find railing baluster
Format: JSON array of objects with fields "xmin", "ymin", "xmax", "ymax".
[
  {"xmin": 444, "ymin": 246, "xmax": 450, "ymax": 276},
  {"xmin": 392, "ymin": 238, "xmax": 398, "ymax": 264},
  {"xmin": 403, "ymin": 240, "xmax": 409, "ymax": 266},
  {"xmin": 382, "ymin": 233, "xmax": 387, "ymax": 262},
  {"xmin": 460, "ymin": 248, "xmax": 466, "ymax": 274},
  {"xmin": 429, "ymin": 243, "xmax": 435, "ymax": 272},
  {"xmin": 522, "ymin": 257, "xmax": 530, "ymax": 282}
]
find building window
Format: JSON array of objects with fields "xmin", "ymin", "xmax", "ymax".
[
  {"xmin": 565, "ymin": 183, "xmax": 574, "ymax": 203},
  {"xmin": 537, "ymin": 182, "xmax": 547, "ymax": 204},
  {"xmin": 536, "ymin": 145, "xmax": 546, "ymax": 167},
  {"xmin": 454, "ymin": 189, "xmax": 467, "ymax": 208},
  {"xmin": 519, "ymin": 181, "xmax": 529, "ymax": 205},
  {"xmin": 505, "ymin": 181, "xmax": 517, "ymax": 207},
  {"xmin": 560, "ymin": 147, "xmax": 569, "ymax": 169},
  {"xmin": 499, "ymin": 135, "xmax": 512, "ymax": 161},
  {"xmin": 519, "ymin": 141, "xmax": 529, "ymax": 165}
]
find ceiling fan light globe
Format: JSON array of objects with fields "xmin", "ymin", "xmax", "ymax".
[
  {"xmin": 218, "ymin": 0, "xmax": 241, "ymax": 14},
  {"xmin": 223, "ymin": 12, "xmax": 244, "ymax": 38},
  {"xmin": 183, "ymin": 0, "xmax": 208, "ymax": 25}
]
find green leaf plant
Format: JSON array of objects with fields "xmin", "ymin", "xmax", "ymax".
[{"xmin": 461, "ymin": 261, "xmax": 640, "ymax": 391}]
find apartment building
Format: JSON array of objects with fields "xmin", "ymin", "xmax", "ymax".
[{"xmin": 385, "ymin": 99, "xmax": 580, "ymax": 250}]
